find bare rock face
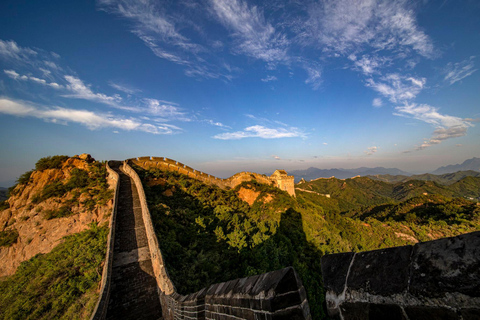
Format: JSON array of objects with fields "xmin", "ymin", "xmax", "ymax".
[
  {"xmin": 237, "ymin": 187, "xmax": 261, "ymax": 205},
  {"xmin": 0, "ymin": 156, "xmax": 113, "ymax": 277}
]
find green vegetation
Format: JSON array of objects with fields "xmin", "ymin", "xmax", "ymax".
[
  {"xmin": 0, "ymin": 224, "xmax": 108, "ymax": 320},
  {"xmin": 35, "ymin": 155, "xmax": 69, "ymax": 172},
  {"xmin": 135, "ymin": 164, "xmax": 480, "ymax": 319},
  {"xmin": 0, "ymin": 200, "xmax": 9, "ymax": 211},
  {"xmin": 44, "ymin": 205, "xmax": 73, "ymax": 220},
  {"xmin": 135, "ymin": 165, "xmax": 325, "ymax": 319},
  {"xmin": 30, "ymin": 160, "xmax": 113, "ymax": 216},
  {"xmin": 0, "ymin": 229, "xmax": 19, "ymax": 247}
]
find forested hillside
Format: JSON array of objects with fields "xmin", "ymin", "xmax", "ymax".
[
  {"xmin": 134, "ymin": 165, "xmax": 480, "ymax": 320},
  {"xmin": 0, "ymin": 155, "xmax": 113, "ymax": 320}
]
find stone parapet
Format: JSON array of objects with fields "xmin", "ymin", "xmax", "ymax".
[
  {"xmin": 159, "ymin": 267, "xmax": 311, "ymax": 320},
  {"xmin": 129, "ymin": 156, "xmax": 295, "ymax": 197},
  {"xmin": 321, "ymin": 231, "xmax": 480, "ymax": 320},
  {"xmin": 122, "ymin": 161, "xmax": 175, "ymax": 295},
  {"xmin": 90, "ymin": 161, "xmax": 120, "ymax": 320},
  {"xmin": 122, "ymin": 160, "xmax": 311, "ymax": 320}
]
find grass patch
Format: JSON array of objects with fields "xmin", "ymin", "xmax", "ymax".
[
  {"xmin": 35, "ymin": 155, "xmax": 69, "ymax": 172},
  {"xmin": 44, "ymin": 205, "xmax": 73, "ymax": 220},
  {"xmin": 0, "ymin": 229, "xmax": 19, "ymax": 247},
  {"xmin": 0, "ymin": 224, "xmax": 108, "ymax": 320}
]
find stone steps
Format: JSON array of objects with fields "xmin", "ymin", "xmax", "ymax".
[{"xmin": 106, "ymin": 162, "xmax": 163, "ymax": 320}]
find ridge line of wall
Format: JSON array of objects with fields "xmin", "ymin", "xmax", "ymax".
[
  {"xmin": 128, "ymin": 156, "xmax": 295, "ymax": 197},
  {"xmin": 90, "ymin": 161, "xmax": 120, "ymax": 320},
  {"xmin": 122, "ymin": 159, "xmax": 311, "ymax": 320}
]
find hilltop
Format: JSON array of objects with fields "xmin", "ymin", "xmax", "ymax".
[
  {"xmin": 1, "ymin": 155, "xmax": 479, "ymax": 320},
  {"xmin": 0, "ymin": 154, "xmax": 113, "ymax": 320},
  {"xmin": 432, "ymin": 157, "xmax": 480, "ymax": 174}
]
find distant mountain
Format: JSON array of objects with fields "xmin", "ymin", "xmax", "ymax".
[
  {"xmin": 431, "ymin": 157, "xmax": 480, "ymax": 175},
  {"xmin": 288, "ymin": 166, "xmax": 412, "ymax": 183},
  {"xmin": 368, "ymin": 170, "xmax": 480, "ymax": 185}
]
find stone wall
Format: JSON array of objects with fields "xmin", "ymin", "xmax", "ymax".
[
  {"xmin": 128, "ymin": 156, "xmax": 295, "ymax": 197},
  {"xmin": 122, "ymin": 160, "xmax": 311, "ymax": 320},
  {"xmin": 90, "ymin": 161, "xmax": 120, "ymax": 320},
  {"xmin": 321, "ymin": 231, "xmax": 480, "ymax": 320}
]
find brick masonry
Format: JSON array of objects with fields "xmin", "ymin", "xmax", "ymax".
[{"xmin": 321, "ymin": 231, "xmax": 480, "ymax": 320}]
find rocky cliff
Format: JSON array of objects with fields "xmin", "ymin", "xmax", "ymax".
[{"xmin": 0, "ymin": 154, "xmax": 113, "ymax": 277}]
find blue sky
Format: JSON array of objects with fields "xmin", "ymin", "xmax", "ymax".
[{"xmin": 0, "ymin": 0, "xmax": 479, "ymax": 186}]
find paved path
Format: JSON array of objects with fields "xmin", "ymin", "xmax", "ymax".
[{"xmin": 106, "ymin": 162, "xmax": 163, "ymax": 320}]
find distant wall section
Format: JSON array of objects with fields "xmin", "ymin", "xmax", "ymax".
[
  {"xmin": 122, "ymin": 160, "xmax": 311, "ymax": 320},
  {"xmin": 129, "ymin": 156, "xmax": 296, "ymax": 197},
  {"xmin": 321, "ymin": 231, "xmax": 480, "ymax": 320}
]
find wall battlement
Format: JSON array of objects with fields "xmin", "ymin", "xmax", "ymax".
[
  {"xmin": 321, "ymin": 231, "xmax": 480, "ymax": 320},
  {"xmin": 128, "ymin": 156, "xmax": 296, "ymax": 197}
]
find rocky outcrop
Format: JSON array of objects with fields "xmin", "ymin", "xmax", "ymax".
[{"xmin": 0, "ymin": 156, "xmax": 113, "ymax": 277}]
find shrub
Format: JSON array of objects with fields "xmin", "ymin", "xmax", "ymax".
[
  {"xmin": 0, "ymin": 225, "xmax": 108, "ymax": 320},
  {"xmin": 17, "ymin": 170, "xmax": 34, "ymax": 185},
  {"xmin": 0, "ymin": 200, "xmax": 9, "ymax": 211},
  {"xmin": 44, "ymin": 205, "xmax": 73, "ymax": 220},
  {"xmin": 35, "ymin": 155, "xmax": 69, "ymax": 171},
  {"xmin": 0, "ymin": 229, "xmax": 19, "ymax": 247},
  {"xmin": 66, "ymin": 168, "xmax": 89, "ymax": 190}
]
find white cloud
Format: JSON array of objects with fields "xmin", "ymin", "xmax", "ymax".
[
  {"xmin": 444, "ymin": 57, "xmax": 477, "ymax": 85},
  {"xmin": 365, "ymin": 146, "xmax": 377, "ymax": 155},
  {"xmin": 350, "ymin": 55, "xmax": 390, "ymax": 75},
  {"xmin": 0, "ymin": 39, "xmax": 37, "ymax": 62},
  {"xmin": 98, "ymin": 0, "xmax": 203, "ymax": 68},
  {"xmin": 261, "ymin": 75, "xmax": 277, "ymax": 82},
  {"xmin": 366, "ymin": 73, "xmax": 425, "ymax": 103},
  {"xmin": 203, "ymin": 119, "xmax": 231, "ymax": 129},
  {"xmin": 4, "ymin": 69, "xmax": 19, "ymax": 80},
  {"xmin": 213, "ymin": 125, "xmax": 304, "ymax": 140},
  {"xmin": 63, "ymin": 75, "xmax": 129, "ymax": 108},
  {"xmin": 395, "ymin": 103, "xmax": 473, "ymax": 151},
  {"xmin": 303, "ymin": 0, "xmax": 434, "ymax": 58},
  {"xmin": 372, "ymin": 98, "xmax": 383, "ymax": 107},
  {"xmin": 109, "ymin": 81, "xmax": 141, "ymax": 94},
  {"xmin": 272, "ymin": 155, "xmax": 281, "ymax": 160},
  {"xmin": 209, "ymin": 0, "xmax": 288, "ymax": 63},
  {"xmin": 4, "ymin": 69, "xmax": 63, "ymax": 89},
  {"xmin": 0, "ymin": 98, "xmax": 180, "ymax": 134},
  {"xmin": 144, "ymin": 98, "xmax": 190, "ymax": 121},
  {"xmin": 304, "ymin": 66, "xmax": 322, "ymax": 90}
]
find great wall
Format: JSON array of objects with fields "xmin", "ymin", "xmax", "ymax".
[
  {"xmin": 129, "ymin": 156, "xmax": 296, "ymax": 197},
  {"xmin": 89, "ymin": 157, "xmax": 480, "ymax": 320}
]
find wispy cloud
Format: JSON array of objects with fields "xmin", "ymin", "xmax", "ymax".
[
  {"xmin": 209, "ymin": 0, "xmax": 289, "ymax": 64},
  {"xmin": 202, "ymin": 119, "xmax": 231, "ymax": 129},
  {"xmin": 348, "ymin": 54, "xmax": 390, "ymax": 75},
  {"xmin": 372, "ymin": 98, "xmax": 383, "ymax": 107},
  {"xmin": 0, "ymin": 39, "xmax": 37, "ymax": 62},
  {"xmin": 365, "ymin": 146, "xmax": 378, "ymax": 155},
  {"xmin": 0, "ymin": 98, "xmax": 181, "ymax": 134},
  {"xmin": 261, "ymin": 75, "xmax": 277, "ymax": 82},
  {"xmin": 366, "ymin": 73, "xmax": 425, "ymax": 103},
  {"xmin": 444, "ymin": 56, "xmax": 477, "ymax": 85},
  {"xmin": 4, "ymin": 69, "xmax": 63, "ymax": 89},
  {"xmin": 395, "ymin": 103, "xmax": 473, "ymax": 151},
  {"xmin": 98, "ymin": 0, "xmax": 201, "ymax": 60},
  {"xmin": 213, "ymin": 125, "xmax": 304, "ymax": 140},
  {"xmin": 302, "ymin": 0, "xmax": 434, "ymax": 58},
  {"xmin": 304, "ymin": 65, "xmax": 322, "ymax": 90},
  {"xmin": 109, "ymin": 81, "xmax": 141, "ymax": 94}
]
